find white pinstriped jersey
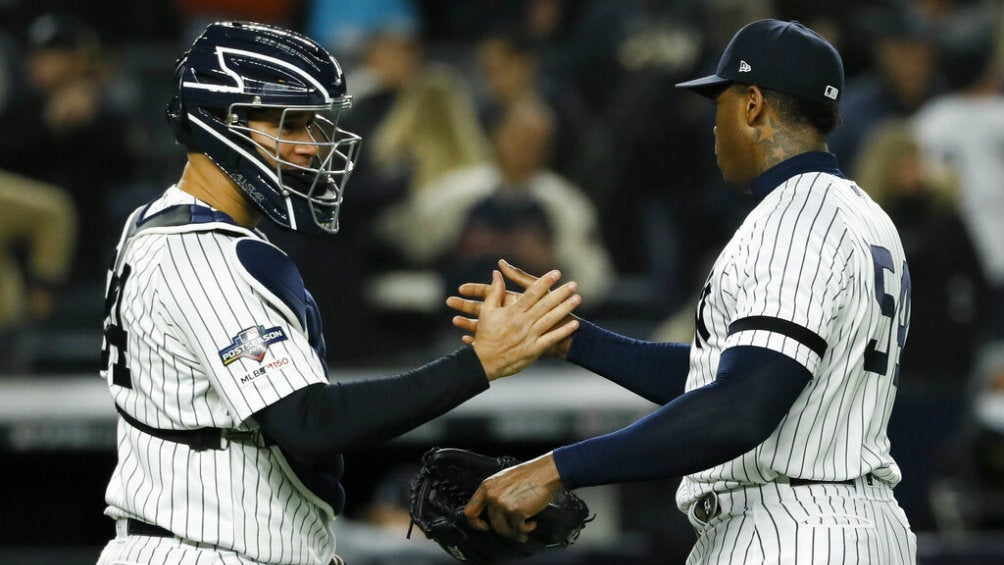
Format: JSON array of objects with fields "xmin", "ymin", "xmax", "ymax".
[
  {"xmin": 100, "ymin": 186, "xmax": 337, "ymax": 564},
  {"xmin": 677, "ymin": 161, "xmax": 911, "ymax": 511}
]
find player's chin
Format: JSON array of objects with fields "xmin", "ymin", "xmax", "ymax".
[
  {"xmin": 718, "ymin": 166, "xmax": 753, "ymax": 190},
  {"xmin": 718, "ymin": 171, "xmax": 745, "ymax": 190}
]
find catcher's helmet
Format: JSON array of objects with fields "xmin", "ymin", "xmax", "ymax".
[{"xmin": 167, "ymin": 21, "xmax": 361, "ymax": 234}]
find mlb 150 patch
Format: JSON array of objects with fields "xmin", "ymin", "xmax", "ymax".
[{"xmin": 219, "ymin": 325, "xmax": 288, "ymax": 365}]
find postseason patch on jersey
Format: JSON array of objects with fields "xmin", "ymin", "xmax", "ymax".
[{"xmin": 219, "ymin": 325, "xmax": 288, "ymax": 366}]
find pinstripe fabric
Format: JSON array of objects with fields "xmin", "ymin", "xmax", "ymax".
[
  {"xmin": 677, "ymin": 169, "xmax": 915, "ymax": 563},
  {"xmin": 686, "ymin": 480, "xmax": 917, "ymax": 564},
  {"xmin": 99, "ymin": 187, "xmax": 337, "ymax": 565},
  {"xmin": 97, "ymin": 532, "xmax": 267, "ymax": 565}
]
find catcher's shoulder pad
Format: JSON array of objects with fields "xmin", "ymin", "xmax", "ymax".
[{"xmin": 232, "ymin": 238, "xmax": 307, "ymax": 333}]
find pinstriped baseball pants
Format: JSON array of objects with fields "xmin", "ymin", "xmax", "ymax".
[
  {"xmin": 685, "ymin": 477, "xmax": 916, "ymax": 564},
  {"xmin": 95, "ymin": 529, "xmax": 347, "ymax": 565}
]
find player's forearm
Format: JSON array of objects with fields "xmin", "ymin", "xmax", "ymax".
[
  {"xmin": 567, "ymin": 320, "xmax": 690, "ymax": 404},
  {"xmin": 553, "ymin": 346, "xmax": 810, "ymax": 489},
  {"xmin": 255, "ymin": 346, "xmax": 488, "ymax": 459}
]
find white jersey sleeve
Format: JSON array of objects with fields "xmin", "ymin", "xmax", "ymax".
[
  {"xmin": 156, "ymin": 230, "xmax": 326, "ymax": 424},
  {"xmin": 722, "ymin": 172, "xmax": 851, "ymax": 374}
]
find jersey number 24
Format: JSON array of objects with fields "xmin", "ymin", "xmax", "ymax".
[{"xmin": 101, "ymin": 264, "xmax": 133, "ymax": 389}]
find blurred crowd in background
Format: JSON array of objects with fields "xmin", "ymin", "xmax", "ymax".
[{"xmin": 1, "ymin": 0, "xmax": 1004, "ymax": 546}]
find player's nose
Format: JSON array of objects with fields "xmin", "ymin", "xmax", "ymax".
[
  {"xmin": 286, "ymin": 133, "xmax": 319, "ymax": 164},
  {"xmin": 293, "ymin": 141, "xmax": 319, "ymax": 158}
]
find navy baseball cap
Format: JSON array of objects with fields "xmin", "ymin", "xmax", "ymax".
[{"xmin": 676, "ymin": 19, "xmax": 844, "ymax": 103}]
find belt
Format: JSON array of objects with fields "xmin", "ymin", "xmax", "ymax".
[
  {"xmin": 121, "ymin": 518, "xmax": 174, "ymax": 538},
  {"xmin": 786, "ymin": 476, "xmax": 853, "ymax": 487},
  {"xmin": 693, "ymin": 473, "xmax": 875, "ymax": 523},
  {"xmin": 119, "ymin": 520, "xmax": 348, "ymax": 564},
  {"xmin": 780, "ymin": 472, "xmax": 874, "ymax": 488}
]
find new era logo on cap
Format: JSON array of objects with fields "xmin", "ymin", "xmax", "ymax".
[
  {"xmin": 824, "ymin": 85, "xmax": 839, "ymax": 100},
  {"xmin": 739, "ymin": 60, "xmax": 752, "ymax": 72}
]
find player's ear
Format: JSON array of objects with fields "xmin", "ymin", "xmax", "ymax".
[{"xmin": 744, "ymin": 85, "xmax": 766, "ymax": 125}]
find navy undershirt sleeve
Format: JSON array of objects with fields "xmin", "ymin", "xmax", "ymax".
[
  {"xmin": 567, "ymin": 320, "xmax": 690, "ymax": 404},
  {"xmin": 254, "ymin": 346, "xmax": 488, "ymax": 462},
  {"xmin": 553, "ymin": 346, "xmax": 811, "ymax": 489}
]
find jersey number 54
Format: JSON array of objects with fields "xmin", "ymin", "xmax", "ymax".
[{"xmin": 864, "ymin": 245, "xmax": 912, "ymax": 385}]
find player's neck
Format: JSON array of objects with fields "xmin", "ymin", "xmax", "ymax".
[
  {"xmin": 177, "ymin": 154, "xmax": 263, "ymax": 228},
  {"xmin": 754, "ymin": 129, "xmax": 828, "ymax": 174}
]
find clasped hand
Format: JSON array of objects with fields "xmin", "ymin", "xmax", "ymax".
[
  {"xmin": 464, "ymin": 265, "xmax": 580, "ymax": 380},
  {"xmin": 463, "ymin": 453, "xmax": 564, "ymax": 542},
  {"xmin": 448, "ymin": 260, "xmax": 579, "ymax": 361}
]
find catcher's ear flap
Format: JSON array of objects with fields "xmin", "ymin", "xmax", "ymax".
[{"xmin": 166, "ymin": 94, "xmax": 198, "ymax": 150}]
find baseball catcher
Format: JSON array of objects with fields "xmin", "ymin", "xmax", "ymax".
[{"xmin": 408, "ymin": 447, "xmax": 591, "ymax": 564}]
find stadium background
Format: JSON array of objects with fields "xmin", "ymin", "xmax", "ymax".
[{"xmin": 1, "ymin": 0, "xmax": 1002, "ymax": 563}]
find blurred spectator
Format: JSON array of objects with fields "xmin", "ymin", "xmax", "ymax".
[
  {"xmin": 339, "ymin": 23, "xmax": 426, "ymax": 225},
  {"xmin": 913, "ymin": 2, "xmax": 1004, "ymax": 339},
  {"xmin": 550, "ymin": 0, "xmax": 675, "ymax": 116},
  {"xmin": 0, "ymin": 172, "xmax": 76, "ymax": 335},
  {"xmin": 363, "ymin": 65, "xmax": 491, "ymax": 321},
  {"xmin": 388, "ymin": 99, "xmax": 614, "ymax": 306},
  {"xmin": 331, "ymin": 464, "xmax": 445, "ymax": 563},
  {"xmin": 361, "ymin": 463, "xmax": 420, "ymax": 530},
  {"xmin": 174, "ymin": 0, "xmax": 301, "ymax": 40},
  {"xmin": 828, "ymin": 3, "xmax": 940, "ymax": 172},
  {"xmin": 0, "ymin": 12, "xmax": 137, "ymax": 292},
  {"xmin": 929, "ymin": 342, "xmax": 1004, "ymax": 533},
  {"xmin": 306, "ymin": 0, "xmax": 419, "ymax": 66},
  {"xmin": 371, "ymin": 65, "xmax": 489, "ymax": 202},
  {"xmin": 372, "ymin": 64, "xmax": 490, "ymax": 268},
  {"xmin": 856, "ymin": 120, "xmax": 989, "ymax": 530},
  {"xmin": 911, "ymin": 0, "xmax": 964, "ymax": 21},
  {"xmin": 412, "ymin": 1, "xmax": 525, "ymax": 42},
  {"xmin": 524, "ymin": 0, "xmax": 568, "ymax": 44},
  {"xmin": 473, "ymin": 24, "xmax": 592, "ymax": 185}
]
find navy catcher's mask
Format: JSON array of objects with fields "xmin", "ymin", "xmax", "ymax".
[{"xmin": 167, "ymin": 21, "xmax": 361, "ymax": 234}]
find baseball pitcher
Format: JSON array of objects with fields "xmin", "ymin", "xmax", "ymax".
[{"xmin": 448, "ymin": 19, "xmax": 916, "ymax": 565}]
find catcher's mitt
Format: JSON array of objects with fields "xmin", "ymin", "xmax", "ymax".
[{"xmin": 408, "ymin": 447, "xmax": 591, "ymax": 564}]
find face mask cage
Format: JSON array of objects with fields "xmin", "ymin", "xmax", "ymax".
[{"xmin": 227, "ymin": 98, "xmax": 361, "ymax": 233}]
